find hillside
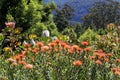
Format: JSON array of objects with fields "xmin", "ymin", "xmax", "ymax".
[{"xmin": 44, "ymin": 0, "xmax": 120, "ymax": 22}]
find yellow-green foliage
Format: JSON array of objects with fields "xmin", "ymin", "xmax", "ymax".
[
  {"xmin": 2, "ymin": 0, "xmax": 58, "ymax": 36},
  {"xmin": 78, "ymin": 28, "xmax": 99, "ymax": 42}
]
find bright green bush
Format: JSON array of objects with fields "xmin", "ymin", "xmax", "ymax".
[{"xmin": 78, "ymin": 28, "xmax": 99, "ymax": 43}]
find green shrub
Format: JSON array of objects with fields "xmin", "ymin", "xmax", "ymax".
[{"xmin": 78, "ymin": 28, "xmax": 99, "ymax": 43}]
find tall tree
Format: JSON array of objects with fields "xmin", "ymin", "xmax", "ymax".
[
  {"xmin": 82, "ymin": 0, "xmax": 120, "ymax": 30},
  {"xmin": 0, "ymin": 0, "xmax": 58, "ymax": 36},
  {"xmin": 54, "ymin": 3, "xmax": 74, "ymax": 32}
]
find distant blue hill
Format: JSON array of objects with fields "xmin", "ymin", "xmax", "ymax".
[{"xmin": 44, "ymin": 0, "xmax": 120, "ymax": 22}]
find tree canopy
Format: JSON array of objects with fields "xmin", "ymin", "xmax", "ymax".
[
  {"xmin": 0, "ymin": 0, "xmax": 58, "ymax": 36},
  {"xmin": 82, "ymin": 0, "xmax": 120, "ymax": 30},
  {"xmin": 54, "ymin": 3, "xmax": 74, "ymax": 32}
]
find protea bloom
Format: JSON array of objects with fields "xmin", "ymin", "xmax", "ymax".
[
  {"xmin": 24, "ymin": 64, "xmax": 33, "ymax": 69},
  {"xmin": 73, "ymin": 60, "xmax": 83, "ymax": 66},
  {"xmin": 5, "ymin": 21, "xmax": 15, "ymax": 28}
]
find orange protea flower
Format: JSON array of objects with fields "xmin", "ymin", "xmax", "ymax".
[
  {"xmin": 64, "ymin": 44, "xmax": 71, "ymax": 50},
  {"xmin": 104, "ymin": 58, "xmax": 109, "ymax": 62},
  {"xmin": 81, "ymin": 41, "xmax": 89, "ymax": 46},
  {"xmin": 95, "ymin": 49, "xmax": 104, "ymax": 53},
  {"xmin": 48, "ymin": 43, "xmax": 56, "ymax": 47},
  {"xmin": 107, "ymin": 53, "xmax": 113, "ymax": 57},
  {"xmin": 35, "ymin": 47, "xmax": 39, "ymax": 51},
  {"xmin": 53, "ymin": 39, "xmax": 61, "ymax": 44},
  {"xmin": 73, "ymin": 60, "xmax": 83, "ymax": 66},
  {"xmin": 36, "ymin": 42, "xmax": 44, "ymax": 47},
  {"xmin": 41, "ymin": 49, "xmax": 45, "ymax": 52},
  {"xmin": 19, "ymin": 53, "xmax": 26, "ymax": 58},
  {"xmin": 94, "ymin": 50, "xmax": 106, "ymax": 59},
  {"xmin": 114, "ymin": 71, "xmax": 120, "ymax": 75},
  {"xmin": 60, "ymin": 42, "xmax": 66, "ymax": 47},
  {"xmin": 7, "ymin": 58, "xmax": 16, "ymax": 63},
  {"xmin": 77, "ymin": 47, "xmax": 82, "ymax": 52},
  {"xmin": 32, "ymin": 49, "xmax": 38, "ymax": 53},
  {"xmin": 115, "ymin": 59, "xmax": 120, "ymax": 63},
  {"xmin": 22, "ymin": 51, "xmax": 27, "ymax": 55},
  {"xmin": 25, "ymin": 47, "xmax": 32, "ymax": 51},
  {"xmin": 24, "ymin": 43, "xmax": 31, "ymax": 48},
  {"xmin": 95, "ymin": 60, "xmax": 102, "ymax": 65},
  {"xmin": 94, "ymin": 52, "xmax": 99, "ymax": 56},
  {"xmin": 24, "ymin": 64, "xmax": 33, "ymax": 69},
  {"xmin": 18, "ymin": 61, "xmax": 27, "ymax": 65},
  {"xmin": 90, "ymin": 56, "xmax": 96, "ymax": 60},
  {"xmin": 98, "ymin": 53, "xmax": 106, "ymax": 59},
  {"xmin": 71, "ymin": 45, "xmax": 79, "ymax": 50},
  {"xmin": 42, "ymin": 46, "xmax": 49, "ymax": 51},
  {"xmin": 32, "ymin": 47, "xmax": 39, "ymax": 53},
  {"xmin": 111, "ymin": 67, "xmax": 118, "ymax": 72},
  {"xmin": 68, "ymin": 49, "xmax": 73, "ymax": 54},
  {"xmin": 84, "ymin": 47, "xmax": 91, "ymax": 52},
  {"xmin": 15, "ymin": 56, "xmax": 21, "ymax": 61}
]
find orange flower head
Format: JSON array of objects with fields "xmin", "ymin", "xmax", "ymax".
[
  {"xmin": 32, "ymin": 47, "xmax": 39, "ymax": 53},
  {"xmin": 95, "ymin": 49, "xmax": 103, "ymax": 53},
  {"xmin": 64, "ymin": 44, "xmax": 71, "ymax": 50},
  {"xmin": 104, "ymin": 58, "xmax": 109, "ymax": 62},
  {"xmin": 68, "ymin": 49, "xmax": 73, "ymax": 54},
  {"xmin": 48, "ymin": 43, "xmax": 56, "ymax": 47},
  {"xmin": 90, "ymin": 56, "xmax": 96, "ymax": 60},
  {"xmin": 24, "ymin": 43, "xmax": 31, "ymax": 48},
  {"xmin": 107, "ymin": 53, "xmax": 113, "ymax": 57},
  {"xmin": 35, "ymin": 47, "xmax": 39, "ymax": 51},
  {"xmin": 32, "ymin": 49, "xmax": 38, "ymax": 53},
  {"xmin": 111, "ymin": 67, "xmax": 118, "ymax": 72},
  {"xmin": 53, "ymin": 39, "xmax": 61, "ymax": 44},
  {"xmin": 15, "ymin": 56, "xmax": 21, "ymax": 61},
  {"xmin": 77, "ymin": 47, "xmax": 82, "ymax": 52},
  {"xmin": 94, "ymin": 52, "xmax": 99, "ymax": 56},
  {"xmin": 114, "ymin": 71, "xmax": 120, "ymax": 75},
  {"xmin": 71, "ymin": 45, "xmax": 79, "ymax": 50},
  {"xmin": 18, "ymin": 61, "xmax": 27, "ymax": 65},
  {"xmin": 42, "ymin": 46, "xmax": 49, "ymax": 51},
  {"xmin": 24, "ymin": 64, "xmax": 33, "ymax": 69},
  {"xmin": 98, "ymin": 53, "xmax": 106, "ymax": 59},
  {"xmin": 36, "ymin": 42, "xmax": 44, "ymax": 47},
  {"xmin": 84, "ymin": 47, "xmax": 91, "ymax": 52},
  {"xmin": 73, "ymin": 60, "xmax": 83, "ymax": 66},
  {"xmin": 95, "ymin": 60, "xmax": 102, "ymax": 65},
  {"xmin": 22, "ymin": 51, "xmax": 27, "ymax": 56},
  {"xmin": 115, "ymin": 59, "xmax": 120, "ymax": 63},
  {"xmin": 60, "ymin": 43, "xmax": 66, "ymax": 47},
  {"xmin": 81, "ymin": 41, "xmax": 89, "ymax": 46},
  {"xmin": 7, "ymin": 58, "xmax": 16, "ymax": 63}
]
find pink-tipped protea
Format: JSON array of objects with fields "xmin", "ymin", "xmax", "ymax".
[{"xmin": 5, "ymin": 22, "xmax": 15, "ymax": 28}]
